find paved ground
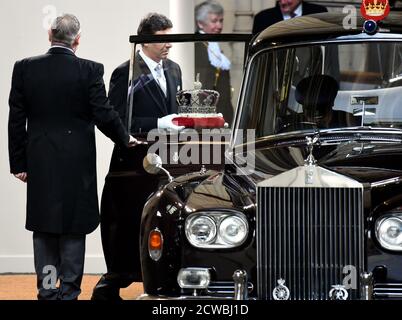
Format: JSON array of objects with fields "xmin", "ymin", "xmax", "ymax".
[{"xmin": 0, "ymin": 274, "xmax": 143, "ymax": 300}]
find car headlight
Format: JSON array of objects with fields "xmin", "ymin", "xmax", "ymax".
[
  {"xmin": 185, "ymin": 212, "xmax": 249, "ymax": 248},
  {"xmin": 186, "ymin": 215, "xmax": 217, "ymax": 245},
  {"xmin": 219, "ymin": 216, "xmax": 248, "ymax": 245},
  {"xmin": 375, "ymin": 214, "xmax": 402, "ymax": 251}
]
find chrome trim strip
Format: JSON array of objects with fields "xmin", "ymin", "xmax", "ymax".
[
  {"xmin": 373, "ymin": 283, "xmax": 402, "ymax": 298},
  {"xmin": 374, "ymin": 293, "xmax": 402, "ymax": 297},
  {"xmin": 371, "ymin": 177, "xmax": 402, "ymax": 188},
  {"xmin": 253, "ymin": 37, "xmax": 402, "ymax": 53},
  {"xmin": 258, "ymin": 165, "xmax": 364, "ymax": 188},
  {"xmin": 207, "ymin": 282, "xmax": 254, "ymax": 295},
  {"xmin": 137, "ymin": 294, "xmax": 236, "ymax": 300},
  {"xmin": 253, "ymin": 128, "xmax": 402, "ymax": 146},
  {"xmin": 375, "ymin": 283, "xmax": 402, "ymax": 287}
]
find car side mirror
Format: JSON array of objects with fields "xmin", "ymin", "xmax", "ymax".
[
  {"xmin": 143, "ymin": 153, "xmax": 162, "ymax": 174},
  {"xmin": 143, "ymin": 153, "xmax": 173, "ymax": 182}
]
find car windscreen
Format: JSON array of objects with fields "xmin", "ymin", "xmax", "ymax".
[{"xmin": 237, "ymin": 40, "xmax": 402, "ymax": 141}]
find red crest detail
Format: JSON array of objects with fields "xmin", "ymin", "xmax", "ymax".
[{"xmin": 361, "ymin": 0, "xmax": 390, "ymax": 21}]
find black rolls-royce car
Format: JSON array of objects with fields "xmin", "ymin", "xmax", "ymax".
[{"xmin": 138, "ymin": 12, "xmax": 402, "ymax": 300}]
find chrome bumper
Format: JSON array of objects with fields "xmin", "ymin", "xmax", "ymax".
[
  {"xmin": 138, "ymin": 269, "xmax": 250, "ymax": 301},
  {"xmin": 137, "ymin": 294, "xmax": 235, "ymax": 300},
  {"xmin": 138, "ymin": 269, "xmax": 377, "ymax": 300}
]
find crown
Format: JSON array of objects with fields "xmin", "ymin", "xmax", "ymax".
[
  {"xmin": 363, "ymin": 0, "xmax": 388, "ymax": 16},
  {"xmin": 176, "ymin": 74, "xmax": 220, "ymax": 115}
]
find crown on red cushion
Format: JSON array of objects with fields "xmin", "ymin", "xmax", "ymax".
[{"xmin": 176, "ymin": 74, "xmax": 220, "ymax": 115}]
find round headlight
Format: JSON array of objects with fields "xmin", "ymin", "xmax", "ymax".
[
  {"xmin": 186, "ymin": 216, "xmax": 217, "ymax": 246},
  {"xmin": 376, "ymin": 216, "xmax": 402, "ymax": 251},
  {"xmin": 219, "ymin": 215, "xmax": 248, "ymax": 245}
]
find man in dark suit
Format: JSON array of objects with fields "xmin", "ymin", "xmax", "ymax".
[
  {"xmin": 8, "ymin": 14, "xmax": 134, "ymax": 300},
  {"xmin": 91, "ymin": 13, "xmax": 182, "ymax": 300},
  {"xmin": 252, "ymin": 0, "xmax": 327, "ymax": 35},
  {"xmin": 195, "ymin": 0, "xmax": 234, "ymax": 126}
]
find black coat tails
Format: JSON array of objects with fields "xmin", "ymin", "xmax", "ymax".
[{"xmin": 8, "ymin": 47, "xmax": 129, "ymax": 234}]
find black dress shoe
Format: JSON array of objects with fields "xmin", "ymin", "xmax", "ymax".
[{"xmin": 91, "ymin": 275, "xmax": 122, "ymax": 301}]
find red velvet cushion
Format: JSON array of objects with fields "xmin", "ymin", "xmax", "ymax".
[{"xmin": 172, "ymin": 116, "xmax": 226, "ymax": 128}]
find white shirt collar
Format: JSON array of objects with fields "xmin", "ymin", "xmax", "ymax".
[
  {"xmin": 138, "ymin": 48, "xmax": 167, "ymax": 96},
  {"xmin": 50, "ymin": 45, "xmax": 75, "ymax": 54},
  {"xmin": 138, "ymin": 49, "xmax": 162, "ymax": 75},
  {"xmin": 282, "ymin": 3, "xmax": 303, "ymax": 20}
]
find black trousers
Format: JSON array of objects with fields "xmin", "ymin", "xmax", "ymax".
[
  {"xmin": 92, "ymin": 145, "xmax": 161, "ymax": 300},
  {"xmin": 91, "ymin": 174, "xmax": 157, "ymax": 300},
  {"xmin": 33, "ymin": 232, "xmax": 86, "ymax": 300}
]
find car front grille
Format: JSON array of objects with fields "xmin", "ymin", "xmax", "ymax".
[{"xmin": 256, "ymin": 186, "xmax": 364, "ymax": 300}]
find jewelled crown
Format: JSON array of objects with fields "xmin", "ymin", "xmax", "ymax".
[
  {"xmin": 176, "ymin": 74, "xmax": 220, "ymax": 114},
  {"xmin": 363, "ymin": 0, "xmax": 388, "ymax": 16}
]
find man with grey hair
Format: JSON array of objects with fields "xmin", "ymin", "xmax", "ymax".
[
  {"xmin": 195, "ymin": 0, "xmax": 223, "ymax": 31},
  {"xmin": 48, "ymin": 13, "xmax": 81, "ymax": 47},
  {"xmin": 8, "ymin": 13, "xmax": 135, "ymax": 300},
  {"xmin": 195, "ymin": 1, "xmax": 234, "ymax": 126}
]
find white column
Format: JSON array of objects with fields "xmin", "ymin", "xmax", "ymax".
[
  {"xmin": 234, "ymin": 0, "xmax": 253, "ymax": 33},
  {"xmin": 169, "ymin": 0, "xmax": 195, "ymax": 88},
  {"xmin": 263, "ymin": 0, "xmax": 277, "ymax": 10},
  {"xmin": 169, "ymin": 0, "xmax": 195, "ymax": 33},
  {"xmin": 252, "ymin": 0, "xmax": 276, "ymax": 13}
]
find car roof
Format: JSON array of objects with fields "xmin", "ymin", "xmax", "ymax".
[{"xmin": 251, "ymin": 12, "xmax": 402, "ymax": 53}]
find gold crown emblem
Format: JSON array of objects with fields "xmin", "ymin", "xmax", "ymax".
[{"xmin": 363, "ymin": 0, "xmax": 388, "ymax": 16}]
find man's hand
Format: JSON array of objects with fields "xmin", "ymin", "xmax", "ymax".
[
  {"xmin": 128, "ymin": 135, "xmax": 139, "ymax": 147},
  {"xmin": 128, "ymin": 135, "xmax": 148, "ymax": 147},
  {"xmin": 157, "ymin": 114, "xmax": 185, "ymax": 131},
  {"xmin": 14, "ymin": 172, "xmax": 27, "ymax": 183}
]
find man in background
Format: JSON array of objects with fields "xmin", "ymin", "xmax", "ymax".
[
  {"xmin": 252, "ymin": 0, "xmax": 327, "ymax": 35},
  {"xmin": 91, "ymin": 13, "xmax": 182, "ymax": 300},
  {"xmin": 195, "ymin": 0, "xmax": 234, "ymax": 126},
  {"xmin": 8, "ymin": 14, "xmax": 134, "ymax": 300}
]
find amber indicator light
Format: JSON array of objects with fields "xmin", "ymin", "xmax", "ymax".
[{"xmin": 149, "ymin": 231, "xmax": 162, "ymax": 250}]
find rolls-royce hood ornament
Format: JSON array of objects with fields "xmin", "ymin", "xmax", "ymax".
[
  {"xmin": 305, "ymin": 135, "xmax": 320, "ymax": 166},
  {"xmin": 305, "ymin": 135, "xmax": 320, "ymax": 185}
]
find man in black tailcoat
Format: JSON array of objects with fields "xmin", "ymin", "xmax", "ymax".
[
  {"xmin": 8, "ymin": 14, "xmax": 134, "ymax": 300},
  {"xmin": 91, "ymin": 13, "xmax": 183, "ymax": 300}
]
